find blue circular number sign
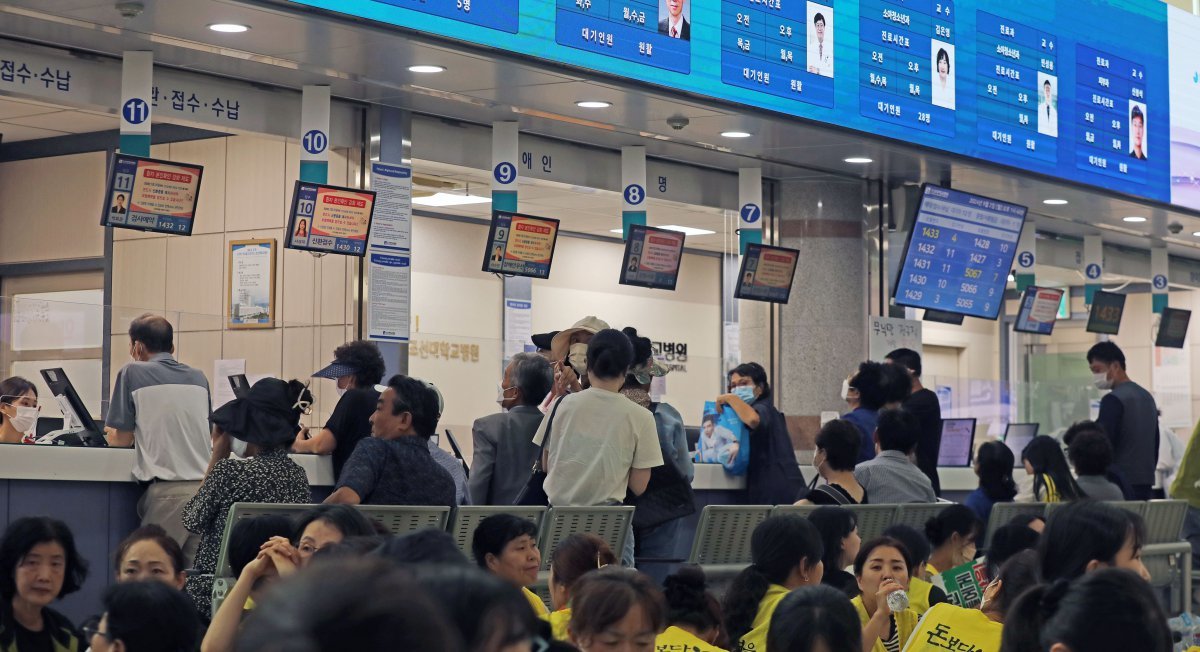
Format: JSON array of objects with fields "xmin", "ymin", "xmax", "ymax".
[
  {"xmin": 493, "ymin": 162, "xmax": 516, "ymax": 185},
  {"xmin": 740, "ymin": 203, "xmax": 762, "ymax": 224},
  {"xmin": 624, "ymin": 184, "xmax": 645, "ymax": 205}
]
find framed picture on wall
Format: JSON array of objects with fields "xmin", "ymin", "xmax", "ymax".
[{"xmin": 227, "ymin": 239, "xmax": 277, "ymax": 329}]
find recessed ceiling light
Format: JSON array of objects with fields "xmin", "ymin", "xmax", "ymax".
[
  {"xmin": 720, "ymin": 131, "xmax": 752, "ymax": 138},
  {"xmin": 1122, "ymin": 216, "xmax": 1147, "ymax": 223},
  {"xmin": 844, "ymin": 157, "xmax": 873, "ymax": 164},
  {"xmin": 208, "ymin": 23, "xmax": 250, "ymax": 33},
  {"xmin": 411, "ymin": 192, "xmax": 490, "ymax": 207},
  {"xmin": 575, "ymin": 100, "xmax": 611, "ymax": 109},
  {"xmin": 660, "ymin": 225, "xmax": 716, "ymax": 236},
  {"xmin": 1043, "ymin": 199, "xmax": 1069, "ymax": 205},
  {"xmin": 407, "ymin": 65, "xmax": 445, "ymax": 73}
]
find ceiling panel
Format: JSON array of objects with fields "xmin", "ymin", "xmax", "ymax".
[{"xmin": 0, "ymin": 122, "xmax": 70, "ymax": 141}]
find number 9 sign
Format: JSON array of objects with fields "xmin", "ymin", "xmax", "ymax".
[{"xmin": 494, "ymin": 162, "xmax": 517, "ymax": 186}]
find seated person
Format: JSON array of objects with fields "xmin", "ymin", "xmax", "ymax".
[
  {"xmin": 0, "ymin": 517, "xmax": 88, "ymax": 651},
  {"xmin": 567, "ymin": 569, "xmax": 666, "ymax": 652},
  {"xmin": 854, "ymin": 409, "xmax": 936, "ymax": 504},
  {"xmin": 657, "ymin": 566, "xmax": 725, "ymax": 652},
  {"xmin": 86, "ymin": 581, "xmax": 199, "ymax": 652},
  {"xmin": 1066, "ymin": 423, "xmax": 1125, "ymax": 501},
  {"xmin": 852, "ymin": 537, "xmax": 920, "ymax": 652},
  {"xmin": 546, "ymin": 534, "xmax": 618, "ymax": 640},
  {"xmin": 1019, "ymin": 436, "xmax": 1082, "ymax": 503},
  {"xmin": 924, "ymin": 505, "xmax": 982, "ymax": 576},
  {"xmin": 409, "ymin": 565, "xmax": 541, "ymax": 652},
  {"xmin": 471, "ymin": 514, "xmax": 547, "ymax": 617},
  {"xmin": 881, "ymin": 524, "xmax": 948, "ymax": 615},
  {"xmin": 798, "ymin": 419, "xmax": 865, "ymax": 505},
  {"xmin": 0, "ymin": 376, "xmax": 39, "ymax": 444}
]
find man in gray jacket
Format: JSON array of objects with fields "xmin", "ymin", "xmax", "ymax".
[{"xmin": 469, "ymin": 353, "xmax": 554, "ymax": 505}]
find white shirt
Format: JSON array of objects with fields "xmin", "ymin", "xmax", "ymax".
[
  {"xmin": 808, "ymin": 36, "xmax": 833, "ymax": 77},
  {"xmin": 1038, "ymin": 101, "xmax": 1058, "ymax": 137},
  {"xmin": 534, "ymin": 387, "xmax": 663, "ymax": 506},
  {"xmin": 932, "ymin": 75, "xmax": 955, "ymax": 110}
]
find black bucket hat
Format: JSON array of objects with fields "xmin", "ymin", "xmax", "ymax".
[{"xmin": 212, "ymin": 378, "xmax": 307, "ymax": 448}]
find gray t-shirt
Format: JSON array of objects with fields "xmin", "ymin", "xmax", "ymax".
[{"xmin": 1075, "ymin": 474, "xmax": 1126, "ymax": 501}]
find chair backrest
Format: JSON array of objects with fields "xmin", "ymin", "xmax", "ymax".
[
  {"xmin": 1143, "ymin": 500, "xmax": 1188, "ymax": 544},
  {"xmin": 894, "ymin": 503, "xmax": 951, "ymax": 533},
  {"xmin": 846, "ymin": 505, "xmax": 900, "ymax": 543},
  {"xmin": 983, "ymin": 503, "xmax": 1047, "ymax": 549},
  {"xmin": 771, "ymin": 505, "xmax": 819, "ymax": 520},
  {"xmin": 213, "ymin": 503, "xmax": 314, "ymax": 579},
  {"xmin": 539, "ymin": 506, "xmax": 635, "ymax": 571},
  {"xmin": 357, "ymin": 505, "xmax": 451, "ymax": 536},
  {"xmin": 687, "ymin": 506, "xmax": 772, "ymax": 566},
  {"xmin": 448, "ymin": 506, "xmax": 549, "ymax": 557},
  {"xmin": 1108, "ymin": 501, "xmax": 1149, "ymax": 518}
]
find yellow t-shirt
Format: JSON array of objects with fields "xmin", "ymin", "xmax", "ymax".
[
  {"xmin": 908, "ymin": 577, "xmax": 935, "ymax": 616},
  {"xmin": 736, "ymin": 584, "xmax": 789, "ymax": 652},
  {"xmin": 549, "ymin": 608, "xmax": 572, "ymax": 641},
  {"xmin": 656, "ymin": 625, "xmax": 727, "ymax": 652},
  {"xmin": 523, "ymin": 587, "xmax": 549, "ymax": 618},
  {"xmin": 902, "ymin": 603, "xmax": 1002, "ymax": 652},
  {"xmin": 852, "ymin": 595, "xmax": 920, "ymax": 652}
]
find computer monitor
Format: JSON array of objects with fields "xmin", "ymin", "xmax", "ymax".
[
  {"xmin": 38, "ymin": 368, "xmax": 106, "ymax": 447},
  {"xmin": 937, "ymin": 418, "xmax": 977, "ymax": 467},
  {"xmin": 228, "ymin": 374, "xmax": 251, "ymax": 400},
  {"xmin": 1004, "ymin": 423, "xmax": 1039, "ymax": 467}
]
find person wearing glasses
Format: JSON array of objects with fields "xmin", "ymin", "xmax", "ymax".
[
  {"xmin": 85, "ymin": 581, "xmax": 199, "ymax": 652},
  {"xmin": 716, "ymin": 362, "xmax": 805, "ymax": 504},
  {"xmin": 0, "ymin": 377, "xmax": 40, "ymax": 444},
  {"xmin": 180, "ymin": 378, "xmax": 314, "ymax": 618}
]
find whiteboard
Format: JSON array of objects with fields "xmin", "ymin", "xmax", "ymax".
[{"xmin": 10, "ymin": 290, "xmax": 104, "ymax": 351}]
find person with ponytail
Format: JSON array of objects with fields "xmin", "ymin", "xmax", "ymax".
[
  {"xmin": 767, "ymin": 585, "xmax": 862, "ymax": 652},
  {"xmin": 964, "ymin": 441, "xmax": 1017, "ymax": 524},
  {"xmin": 1018, "ymin": 436, "xmax": 1082, "ymax": 503},
  {"xmin": 722, "ymin": 515, "xmax": 824, "ymax": 652},
  {"xmin": 999, "ymin": 568, "xmax": 1171, "ymax": 652},
  {"xmin": 852, "ymin": 537, "xmax": 920, "ymax": 652},
  {"xmin": 656, "ymin": 566, "xmax": 726, "ymax": 651},
  {"xmin": 547, "ymin": 534, "xmax": 618, "ymax": 641},
  {"xmin": 924, "ymin": 505, "xmax": 982, "ymax": 576},
  {"xmin": 809, "ymin": 507, "xmax": 862, "ymax": 598}
]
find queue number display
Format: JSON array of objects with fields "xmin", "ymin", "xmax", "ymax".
[
  {"xmin": 1155, "ymin": 307, "xmax": 1191, "ymax": 348},
  {"xmin": 101, "ymin": 153, "xmax": 204, "ymax": 236},
  {"xmin": 482, "ymin": 211, "xmax": 561, "ymax": 280},
  {"xmin": 286, "ymin": 182, "xmax": 377, "ymax": 257},
  {"xmin": 1085, "ymin": 290, "xmax": 1127, "ymax": 335},
  {"xmin": 893, "ymin": 184, "xmax": 1027, "ymax": 320}
]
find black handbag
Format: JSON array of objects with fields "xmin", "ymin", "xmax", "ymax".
[
  {"xmin": 513, "ymin": 397, "xmax": 564, "ymax": 506},
  {"xmin": 629, "ymin": 404, "xmax": 697, "ymax": 530}
]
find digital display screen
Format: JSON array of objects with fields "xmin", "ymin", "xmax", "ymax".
[
  {"xmin": 722, "ymin": 0, "xmax": 835, "ymax": 107},
  {"xmin": 1086, "ymin": 290, "xmax": 1127, "ymax": 335},
  {"xmin": 938, "ymin": 418, "xmax": 976, "ymax": 467},
  {"xmin": 1156, "ymin": 307, "xmax": 1191, "ymax": 348},
  {"xmin": 101, "ymin": 153, "xmax": 203, "ymax": 236},
  {"xmin": 558, "ymin": 0, "xmax": 690, "ymax": 73},
  {"xmin": 286, "ymin": 181, "xmax": 376, "ymax": 257},
  {"xmin": 620, "ymin": 224, "xmax": 686, "ymax": 290},
  {"xmin": 1004, "ymin": 422, "xmax": 1039, "ymax": 466},
  {"xmin": 924, "ymin": 309, "xmax": 965, "ymax": 325},
  {"xmin": 893, "ymin": 184, "xmax": 1027, "ymax": 319},
  {"xmin": 482, "ymin": 211, "xmax": 561, "ymax": 280},
  {"xmin": 735, "ymin": 243, "xmax": 801, "ymax": 303},
  {"xmin": 1014, "ymin": 286, "xmax": 1066, "ymax": 335}
]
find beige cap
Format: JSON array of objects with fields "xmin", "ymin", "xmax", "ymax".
[{"xmin": 550, "ymin": 316, "xmax": 611, "ymax": 360}]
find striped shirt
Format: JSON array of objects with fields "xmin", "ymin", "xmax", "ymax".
[{"xmin": 854, "ymin": 450, "xmax": 937, "ymax": 504}]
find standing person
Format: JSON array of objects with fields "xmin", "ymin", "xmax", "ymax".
[
  {"xmin": 291, "ymin": 340, "xmax": 387, "ymax": 481},
  {"xmin": 469, "ymin": 353, "xmax": 553, "ymax": 505},
  {"xmin": 717, "ymin": 362, "xmax": 805, "ymax": 505},
  {"xmin": 886, "ymin": 349, "xmax": 943, "ymax": 495},
  {"xmin": 416, "ymin": 380, "xmax": 470, "ymax": 506},
  {"xmin": 854, "ymin": 409, "xmax": 937, "ymax": 504},
  {"xmin": 1088, "ymin": 341, "xmax": 1159, "ymax": 499},
  {"xmin": 0, "ymin": 377, "xmax": 39, "ymax": 444},
  {"xmin": 0, "ymin": 517, "xmax": 89, "ymax": 652},
  {"xmin": 535, "ymin": 329, "xmax": 663, "ymax": 567},
  {"xmin": 963, "ymin": 441, "xmax": 1017, "ymax": 525},
  {"xmin": 1018, "ymin": 436, "xmax": 1082, "ymax": 503},
  {"xmin": 546, "ymin": 317, "xmax": 610, "ymax": 406},
  {"xmin": 797, "ymin": 419, "xmax": 866, "ymax": 505},
  {"xmin": 842, "ymin": 362, "xmax": 889, "ymax": 463},
  {"xmin": 106, "ymin": 314, "xmax": 212, "ymax": 562}
]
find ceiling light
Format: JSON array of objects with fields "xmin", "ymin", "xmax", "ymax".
[
  {"xmin": 720, "ymin": 131, "xmax": 752, "ymax": 138},
  {"xmin": 1043, "ymin": 199, "xmax": 1069, "ymax": 205},
  {"xmin": 575, "ymin": 100, "xmax": 611, "ymax": 109},
  {"xmin": 660, "ymin": 225, "xmax": 716, "ymax": 236},
  {"xmin": 1192, "ymin": 231, "xmax": 1200, "ymax": 237},
  {"xmin": 412, "ymin": 193, "xmax": 490, "ymax": 207},
  {"xmin": 1122, "ymin": 216, "xmax": 1147, "ymax": 223},
  {"xmin": 407, "ymin": 65, "xmax": 445, "ymax": 73},
  {"xmin": 208, "ymin": 23, "xmax": 249, "ymax": 33},
  {"xmin": 844, "ymin": 157, "xmax": 873, "ymax": 164}
]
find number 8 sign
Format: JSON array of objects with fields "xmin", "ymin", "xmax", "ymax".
[{"xmin": 624, "ymin": 184, "xmax": 645, "ymax": 205}]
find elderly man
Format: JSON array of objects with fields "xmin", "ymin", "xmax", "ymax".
[{"xmin": 470, "ymin": 353, "xmax": 554, "ymax": 505}]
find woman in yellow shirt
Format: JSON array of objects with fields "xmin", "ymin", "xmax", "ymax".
[
  {"xmin": 881, "ymin": 525, "xmax": 949, "ymax": 617},
  {"xmin": 767, "ymin": 585, "xmax": 862, "ymax": 652},
  {"xmin": 568, "ymin": 568, "xmax": 666, "ymax": 652},
  {"xmin": 547, "ymin": 533, "xmax": 617, "ymax": 641},
  {"xmin": 1020, "ymin": 436, "xmax": 1081, "ymax": 503},
  {"xmin": 924, "ymin": 505, "xmax": 982, "ymax": 577},
  {"xmin": 722, "ymin": 515, "xmax": 826, "ymax": 652},
  {"xmin": 657, "ymin": 566, "xmax": 726, "ymax": 651},
  {"xmin": 852, "ymin": 537, "xmax": 920, "ymax": 652},
  {"xmin": 471, "ymin": 514, "xmax": 548, "ymax": 617}
]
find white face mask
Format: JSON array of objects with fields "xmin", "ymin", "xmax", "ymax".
[
  {"xmin": 230, "ymin": 437, "xmax": 249, "ymax": 458},
  {"xmin": 840, "ymin": 379, "xmax": 852, "ymax": 401},
  {"xmin": 6, "ymin": 405, "xmax": 38, "ymax": 434},
  {"xmin": 336, "ymin": 386, "xmax": 348, "ymax": 397},
  {"xmin": 1093, "ymin": 371, "xmax": 1113, "ymax": 391},
  {"xmin": 568, "ymin": 342, "xmax": 588, "ymax": 376},
  {"xmin": 496, "ymin": 383, "xmax": 514, "ymax": 406}
]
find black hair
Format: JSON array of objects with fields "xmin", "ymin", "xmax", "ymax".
[
  {"xmin": 103, "ymin": 580, "xmax": 199, "ymax": 652},
  {"xmin": 815, "ymin": 419, "xmax": 861, "ymax": 472},
  {"xmin": 586, "ymin": 329, "xmax": 634, "ymax": 380},
  {"xmin": 813, "ymin": 11, "xmax": 826, "ymax": 25},
  {"xmin": 128, "ymin": 313, "xmax": 173, "ymax": 354},
  {"xmin": 621, "ymin": 327, "xmax": 654, "ymax": 388},
  {"xmin": 409, "ymin": 564, "xmax": 539, "ymax": 651},
  {"xmin": 937, "ymin": 47, "xmax": 950, "ymax": 72},
  {"xmin": 767, "ymin": 585, "xmax": 861, "ymax": 652},
  {"xmin": 311, "ymin": 535, "xmax": 389, "ymax": 563},
  {"xmin": 376, "ymin": 529, "xmax": 469, "ymax": 566},
  {"xmin": 702, "ymin": 413, "xmax": 717, "ymax": 426},
  {"xmin": 1039, "ymin": 499, "xmax": 1145, "ymax": 582},
  {"xmin": 1010, "ymin": 513, "xmax": 1045, "ymax": 529},
  {"xmin": 116, "ymin": 193, "xmax": 125, "ymax": 199},
  {"xmin": 472, "ymin": 514, "xmax": 539, "ymax": 569},
  {"xmin": 975, "ymin": 440, "xmax": 1018, "ymax": 502},
  {"xmin": 293, "ymin": 505, "xmax": 377, "ymax": 543},
  {"xmin": 229, "ymin": 516, "xmax": 294, "ymax": 578},
  {"xmin": 1022, "ymin": 436, "xmax": 1082, "ymax": 501},
  {"xmin": 1086, "ymin": 341, "xmax": 1126, "ymax": 369},
  {"xmin": 849, "ymin": 361, "xmax": 887, "ymax": 410},
  {"xmin": 727, "ymin": 362, "xmax": 773, "ymax": 402},
  {"xmin": 1044, "ymin": 79, "xmax": 1052, "ymax": 87},
  {"xmin": 853, "ymin": 536, "xmax": 910, "ymax": 577},
  {"xmin": 509, "ymin": 353, "xmax": 553, "ymax": 407},
  {"xmin": 569, "ymin": 568, "xmax": 667, "ymax": 641},
  {"xmin": 662, "ymin": 565, "xmax": 723, "ymax": 637},
  {"xmin": 332, "ymin": 340, "xmax": 387, "ymax": 388},
  {"xmin": 885, "ymin": 348, "xmax": 922, "ymax": 378},
  {"xmin": 114, "ymin": 524, "xmax": 186, "ymax": 578},
  {"xmin": 1067, "ymin": 428, "xmax": 1113, "ymax": 477},
  {"xmin": 809, "ymin": 507, "xmax": 858, "ymax": 574},
  {"xmin": 986, "ymin": 524, "xmax": 1040, "ymax": 580},
  {"xmin": 999, "ymin": 569, "xmax": 1171, "ymax": 652},
  {"xmin": 0, "ymin": 517, "xmax": 87, "ymax": 601},
  {"xmin": 875, "ymin": 408, "xmax": 919, "ymax": 453},
  {"xmin": 881, "ymin": 363, "xmax": 913, "ymax": 404},
  {"xmin": 1131, "ymin": 104, "xmax": 1145, "ymax": 123},
  {"xmin": 924, "ymin": 504, "xmax": 982, "ymax": 548},
  {"xmin": 723, "ymin": 515, "xmax": 823, "ymax": 645},
  {"xmin": 550, "ymin": 534, "xmax": 616, "ymax": 593},
  {"xmin": 235, "ymin": 559, "xmax": 463, "ymax": 652},
  {"xmin": 987, "ymin": 549, "xmax": 1041, "ymax": 618},
  {"xmin": 881, "ymin": 525, "xmax": 930, "ymax": 570},
  {"xmin": 1062, "ymin": 419, "xmax": 1106, "ymax": 447},
  {"xmin": 383, "ymin": 374, "xmax": 440, "ymax": 439},
  {"xmin": 0, "ymin": 376, "xmax": 37, "ymax": 428}
]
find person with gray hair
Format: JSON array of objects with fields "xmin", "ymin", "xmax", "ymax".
[{"xmin": 470, "ymin": 353, "xmax": 555, "ymax": 504}]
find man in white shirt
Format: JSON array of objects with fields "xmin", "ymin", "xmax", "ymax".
[
  {"xmin": 807, "ymin": 10, "xmax": 833, "ymax": 77},
  {"xmin": 658, "ymin": 0, "xmax": 690, "ymax": 40},
  {"xmin": 1039, "ymin": 78, "xmax": 1058, "ymax": 137}
]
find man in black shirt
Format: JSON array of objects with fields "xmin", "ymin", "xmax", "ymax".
[
  {"xmin": 293, "ymin": 340, "xmax": 386, "ymax": 480},
  {"xmin": 886, "ymin": 348, "xmax": 943, "ymax": 495}
]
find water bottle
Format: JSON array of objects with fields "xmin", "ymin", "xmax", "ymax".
[{"xmin": 886, "ymin": 589, "xmax": 910, "ymax": 613}]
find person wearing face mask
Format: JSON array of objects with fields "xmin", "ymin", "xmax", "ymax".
[
  {"xmin": 924, "ymin": 505, "xmax": 982, "ymax": 577},
  {"xmin": 842, "ymin": 362, "xmax": 889, "ymax": 463},
  {"xmin": 797, "ymin": 419, "xmax": 866, "ymax": 505},
  {"xmin": 470, "ymin": 353, "xmax": 554, "ymax": 505},
  {"xmin": 1087, "ymin": 341, "xmax": 1159, "ymax": 500},
  {"xmin": 543, "ymin": 317, "xmax": 610, "ymax": 411},
  {"xmin": 717, "ymin": 362, "xmax": 805, "ymax": 505},
  {"xmin": 292, "ymin": 340, "xmax": 387, "ymax": 482},
  {"xmin": 0, "ymin": 377, "xmax": 40, "ymax": 444}
]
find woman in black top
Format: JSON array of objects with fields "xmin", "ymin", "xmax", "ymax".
[
  {"xmin": 808, "ymin": 507, "xmax": 862, "ymax": 598},
  {"xmin": 799, "ymin": 419, "xmax": 867, "ymax": 505},
  {"xmin": 717, "ymin": 362, "xmax": 804, "ymax": 505},
  {"xmin": 0, "ymin": 517, "xmax": 88, "ymax": 652},
  {"xmin": 183, "ymin": 379, "xmax": 313, "ymax": 618}
]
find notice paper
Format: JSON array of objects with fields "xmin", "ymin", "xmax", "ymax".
[
  {"xmin": 212, "ymin": 359, "xmax": 246, "ymax": 410},
  {"xmin": 367, "ymin": 253, "xmax": 411, "ymax": 341}
]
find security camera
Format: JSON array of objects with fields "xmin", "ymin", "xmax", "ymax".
[
  {"xmin": 666, "ymin": 116, "xmax": 690, "ymax": 131},
  {"xmin": 1168, "ymin": 221, "xmax": 1184, "ymax": 235}
]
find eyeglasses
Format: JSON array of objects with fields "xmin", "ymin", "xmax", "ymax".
[{"xmin": 82, "ymin": 624, "xmax": 113, "ymax": 642}]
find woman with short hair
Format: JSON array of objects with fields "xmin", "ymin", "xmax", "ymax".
[
  {"xmin": 718, "ymin": 362, "xmax": 805, "ymax": 505},
  {"xmin": 0, "ymin": 517, "xmax": 89, "ymax": 651}
]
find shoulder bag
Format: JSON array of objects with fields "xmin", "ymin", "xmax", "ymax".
[{"xmin": 513, "ymin": 396, "xmax": 564, "ymax": 506}]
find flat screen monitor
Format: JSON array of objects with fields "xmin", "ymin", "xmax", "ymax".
[
  {"xmin": 38, "ymin": 368, "xmax": 106, "ymax": 447},
  {"xmin": 285, "ymin": 181, "xmax": 377, "ymax": 257},
  {"xmin": 937, "ymin": 418, "xmax": 977, "ymax": 467},
  {"xmin": 101, "ymin": 153, "xmax": 203, "ymax": 236},
  {"xmin": 1014, "ymin": 286, "xmax": 1066, "ymax": 335},
  {"xmin": 620, "ymin": 224, "xmax": 686, "ymax": 291},
  {"xmin": 1004, "ymin": 423, "xmax": 1039, "ymax": 467},
  {"xmin": 893, "ymin": 184, "xmax": 1028, "ymax": 320},
  {"xmin": 734, "ymin": 243, "xmax": 801, "ymax": 303},
  {"xmin": 482, "ymin": 210, "xmax": 561, "ymax": 279},
  {"xmin": 1086, "ymin": 291, "xmax": 1127, "ymax": 335},
  {"xmin": 924, "ymin": 309, "xmax": 965, "ymax": 325},
  {"xmin": 1156, "ymin": 307, "xmax": 1192, "ymax": 348},
  {"xmin": 228, "ymin": 374, "xmax": 251, "ymax": 400}
]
